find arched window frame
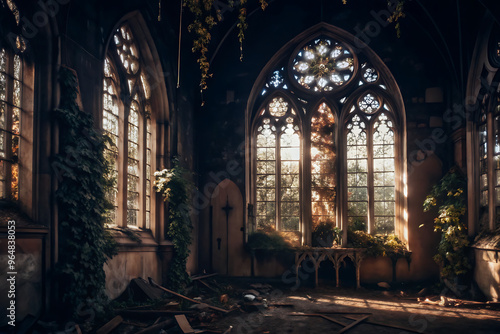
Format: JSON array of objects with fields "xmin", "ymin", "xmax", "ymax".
[
  {"xmin": 246, "ymin": 25, "xmax": 407, "ymax": 246},
  {"xmin": 466, "ymin": 16, "xmax": 500, "ymax": 234},
  {"xmin": 102, "ymin": 20, "xmax": 159, "ymax": 230},
  {"xmin": 0, "ymin": 0, "xmax": 34, "ymax": 211},
  {"xmin": 475, "ymin": 82, "xmax": 500, "ymax": 231}
]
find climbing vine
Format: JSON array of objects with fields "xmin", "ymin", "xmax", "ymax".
[
  {"xmin": 155, "ymin": 159, "xmax": 194, "ymax": 291},
  {"xmin": 182, "ymin": 0, "xmax": 405, "ymax": 93},
  {"xmin": 423, "ymin": 167, "xmax": 471, "ymax": 280},
  {"xmin": 54, "ymin": 67, "xmax": 117, "ymax": 317}
]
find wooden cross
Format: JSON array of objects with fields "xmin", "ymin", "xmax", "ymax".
[{"xmin": 222, "ymin": 196, "xmax": 233, "ymax": 274}]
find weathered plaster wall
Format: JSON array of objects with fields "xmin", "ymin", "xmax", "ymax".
[
  {"xmin": 474, "ymin": 248, "xmax": 500, "ymax": 301},
  {"xmin": 0, "ymin": 237, "xmax": 44, "ymax": 327}
]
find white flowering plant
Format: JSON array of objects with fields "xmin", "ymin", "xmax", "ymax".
[
  {"xmin": 154, "ymin": 168, "xmax": 175, "ymax": 200},
  {"xmin": 154, "ymin": 159, "xmax": 194, "ymax": 291}
]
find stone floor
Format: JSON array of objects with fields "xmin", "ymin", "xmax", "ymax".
[{"xmin": 214, "ymin": 285, "xmax": 500, "ymax": 334}]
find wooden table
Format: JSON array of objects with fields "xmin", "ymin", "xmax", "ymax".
[{"xmin": 293, "ymin": 247, "xmax": 366, "ymax": 288}]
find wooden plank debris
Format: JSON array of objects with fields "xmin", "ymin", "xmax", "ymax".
[
  {"xmin": 317, "ymin": 311, "xmax": 372, "ymax": 315},
  {"xmin": 267, "ymin": 302, "xmax": 294, "ymax": 307},
  {"xmin": 175, "ymin": 314, "xmax": 195, "ymax": 334},
  {"xmin": 197, "ymin": 279, "xmax": 219, "ymax": 293},
  {"xmin": 190, "ymin": 273, "xmax": 218, "ymax": 281},
  {"xmin": 418, "ymin": 296, "xmax": 500, "ymax": 309},
  {"xmin": 289, "ymin": 313, "xmax": 347, "ymax": 327},
  {"xmin": 149, "ymin": 277, "xmax": 231, "ymax": 314},
  {"xmin": 135, "ymin": 319, "xmax": 175, "ymax": 334},
  {"xmin": 222, "ymin": 326, "xmax": 233, "ymax": 334},
  {"xmin": 342, "ymin": 315, "xmax": 421, "ymax": 333},
  {"xmin": 118, "ymin": 310, "xmax": 196, "ymax": 317},
  {"xmin": 337, "ymin": 315, "xmax": 369, "ymax": 334},
  {"xmin": 96, "ymin": 315, "xmax": 123, "ymax": 334},
  {"xmin": 122, "ymin": 320, "xmax": 148, "ymax": 328}
]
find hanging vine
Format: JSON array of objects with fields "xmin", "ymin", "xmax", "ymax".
[{"xmin": 182, "ymin": 0, "xmax": 405, "ymax": 93}]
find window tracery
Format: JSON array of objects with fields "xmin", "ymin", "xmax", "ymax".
[
  {"xmin": 251, "ymin": 33, "xmax": 402, "ymax": 241},
  {"xmin": 103, "ymin": 23, "xmax": 154, "ymax": 228}
]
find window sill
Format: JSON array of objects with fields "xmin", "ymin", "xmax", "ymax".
[{"xmin": 107, "ymin": 227, "xmax": 158, "ymax": 251}]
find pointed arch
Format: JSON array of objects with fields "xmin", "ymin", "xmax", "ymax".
[
  {"xmin": 101, "ymin": 13, "xmax": 169, "ymax": 234},
  {"xmin": 246, "ymin": 23, "xmax": 406, "ymax": 245}
]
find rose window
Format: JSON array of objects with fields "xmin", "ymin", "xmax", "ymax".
[{"xmin": 291, "ymin": 38, "xmax": 354, "ymax": 92}]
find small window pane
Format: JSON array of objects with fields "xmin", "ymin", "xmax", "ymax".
[
  {"xmin": 373, "ymin": 113, "xmax": 395, "ymax": 234},
  {"xmin": 347, "ymin": 114, "xmax": 368, "ymax": 230}
]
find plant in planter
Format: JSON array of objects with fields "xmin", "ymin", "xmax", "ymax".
[
  {"xmin": 423, "ymin": 167, "xmax": 471, "ymax": 287},
  {"xmin": 312, "ymin": 222, "xmax": 342, "ymax": 247}
]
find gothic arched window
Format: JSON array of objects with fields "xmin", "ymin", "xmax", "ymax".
[
  {"xmin": 103, "ymin": 23, "xmax": 154, "ymax": 229},
  {"xmin": 249, "ymin": 31, "xmax": 405, "ymax": 245},
  {"xmin": 477, "ymin": 90, "xmax": 500, "ymax": 230},
  {"xmin": 0, "ymin": 0, "xmax": 29, "ymax": 202}
]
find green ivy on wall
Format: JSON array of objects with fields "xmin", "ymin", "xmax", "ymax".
[
  {"xmin": 54, "ymin": 66, "xmax": 117, "ymax": 317},
  {"xmin": 423, "ymin": 167, "xmax": 471, "ymax": 280},
  {"xmin": 155, "ymin": 158, "xmax": 194, "ymax": 292}
]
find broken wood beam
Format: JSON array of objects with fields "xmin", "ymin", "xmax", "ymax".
[
  {"xmin": 148, "ymin": 277, "xmax": 230, "ymax": 314},
  {"xmin": 175, "ymin": 314, "xmax": 195, "ymax": 334},
  {"xmin": 197, "ymin": 279, "xmax": 219, "ymax": 293},
  {"xmin": 267, "ymin": 302, "xmax": 294, "ymax": 307},
  {"xmin": 96, "ymin": 315, "xmax": 123, "ymax": 334},
  {"xmin": 118, "ymin": 310, "xmax": 196, "ymax": 317},
  {"xmin": 337, "ymin": 315, "xmax": 369, "ymax": 334},
  {"xmin": 222, "ymin": 326, "xmax": 233, "ymax": 334},
  {"xmin": 319, "ymin": 314, "xmax": 348, "ymax": 327},
  {"xmin": 316, "ymin": 311, "xmax": 372, "ymax": 315},
  {"xmin": 289, "ymin": 313, "xmax": 347, "ymax": 327},
  {"xmin": 190, "ymin": 273, "xmax": 218, "ymax": 281},
  {"xmin": 135, "ymin": 319, "xmax": 175, "ymax": 334},
  {"xmin": 342, "ymin": 315, "xmax": 421, "ymax": 333}
]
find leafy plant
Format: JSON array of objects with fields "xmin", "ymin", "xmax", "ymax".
[
  {"xmin": 423, "ymin": 167, "xmax": 470, "ymax": 280},
  {"xmin": 347, "ymin": 230, "xmax": 410, "ymax": 259},
  {"xmin": 54, "ymin": 66, "xmax": 117, "ymax": 317},
  {"xmin": 246, "ymin": 231, "xmax": 291, "ymax": 251},
  {"xmin": 155, "ymin": 158, "xmax": 194, "ymax": 292},
  {"xmin": 312, "ymin": 222, "xmax": 342, "ymax": 247}
]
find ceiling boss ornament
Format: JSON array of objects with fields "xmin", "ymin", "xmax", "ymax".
[{"xmin": 291, "ymin": 38, "xmax": 355, "ymax": 92}]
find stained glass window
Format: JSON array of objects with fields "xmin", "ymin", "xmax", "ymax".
[
  {"xmin": 362, "ymin": 63, "xmax": 378, "ymax": 83},
  {"xmin": 252, "ymin": 33, "xmax": 402, "ymax": 242},
  {"xmin": 346, "ymin": 115, "xmax": 368, "ymax": 231},
  {"xmin": 127, "ymin": 97, "xmax": 140, "ymax": 226},
  {"xmin": 256, "ymin": 118, "xmax": 276, "ymax": 230},
  {"xmin": 103, "ymin": 58, "xmax": 119, "ymax": 222},
  {"xmin": 495, "ymin": 97, "xmax": 500, "ymax": 225},
  {"xmin": 0, "ymin": 48, "xmax": 23, "ymax": 200},
  {"xmin": 292, "ymin": 38, "xmax": 354, "ymax": 92},
  {"xmin": 359, "ymin": 93, "xmax": 380, "ymax": 114},
  {"xmin": 256, "ymin": 97, "xmax": 300, "ymax": 231},
  {"xmin": 479, "ymin": 108, "xmax": 488, "ymax": 209},
  {"xmin": 280, "ymin": 117, "xmax": 300, "ymax": 231},
  {"xmin": 373, "ymin": 113, "xmax": 395, "ymax": 234},
  {"xmin": 311, "ymin": 103, "xmax": 336, "ymax": 228},
  {"xmin": 103, "ymin": 23, "xmax": 154, "ymax": 228}
]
